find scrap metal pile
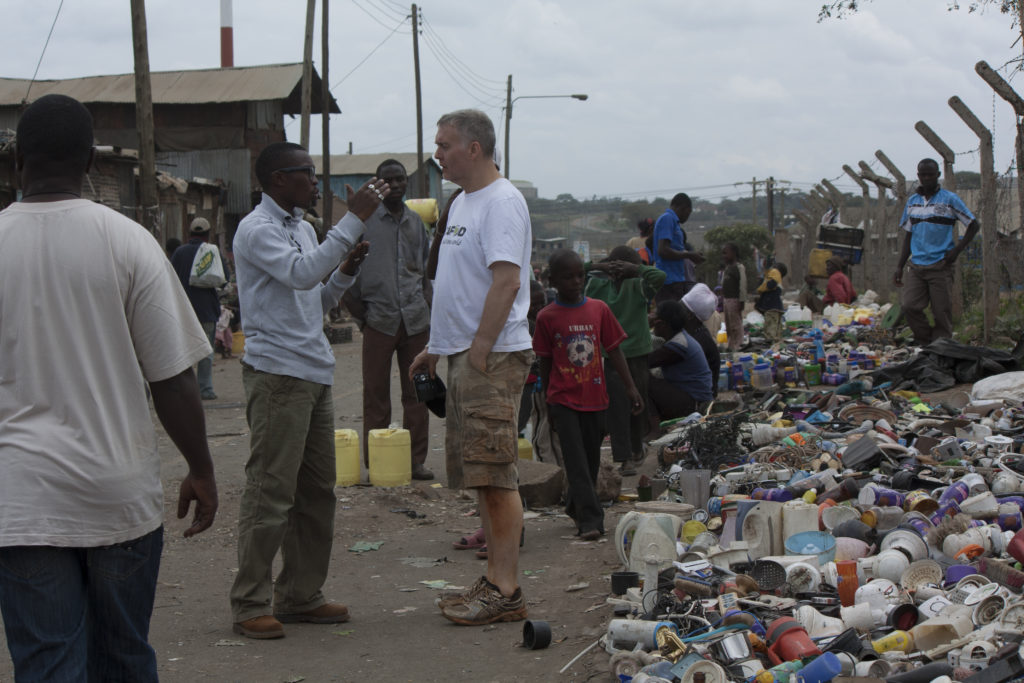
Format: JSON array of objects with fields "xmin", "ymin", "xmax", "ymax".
[{"xmin": 601, "ymin": 346, "xmax": 1024, "ymax": 681}]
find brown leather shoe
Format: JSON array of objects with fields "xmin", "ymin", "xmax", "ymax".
[
  {"xmin": 232, "ymin": 615, "xmax": 284, "ymax": 639},
  {"xmin": 275, "ymin": 602, "xmax": 350, "ymax": 624}
]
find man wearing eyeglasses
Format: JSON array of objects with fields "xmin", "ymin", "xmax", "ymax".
[{"xmin": 229, "ymin": 141, "xmax": 385, "ymax": 640}]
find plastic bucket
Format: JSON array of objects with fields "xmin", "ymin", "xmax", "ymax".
[
  {"xmin": 368, "ymin": 428, "xmax": 411, "ymax": 487},
  {"xmin": 231, "ymin": 330, "xmax": 245, "ymax": 355},
  {"xmin": 334, "ymin": 429, "xmax": 360, "ymax": 486},
  {"xmin": 785, "ymin": 530, "xmax": 836, "ymax": 565},
  {"xmin": 766, "ymin": 617, "xmax": 822, "ymax": 665}
]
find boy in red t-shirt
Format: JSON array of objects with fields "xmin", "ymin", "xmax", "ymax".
[{"xmin": 533, "ymin": 250, "xmax": 643, "ymax": 540}]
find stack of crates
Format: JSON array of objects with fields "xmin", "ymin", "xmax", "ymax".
[{"xmin": 816, "ymin": 223, "xmax": 864, "ymax": 265}]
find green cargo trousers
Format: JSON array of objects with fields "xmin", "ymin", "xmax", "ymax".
[{"xmin": 230, "ymin": 364, "xmax": 337, "ymax": 622}]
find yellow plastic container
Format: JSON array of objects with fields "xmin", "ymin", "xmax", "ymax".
[
  {"xmin": 368, "ymin": 428, "xmax": 411, "ymax": 487},
  {"xmin": 231, "ymin": 330, "xmax": 246, "ymax": 355},
  {"xmin": 334, "ymin": 429, "xmax": 360, "ymax": 486},
  {"xmin": 716, "ymin": 330, "xmax": 728, "ymax": 344},
  {"xmin": 808, "ymin": 248, "xmax": 831, "ymax": 278},
  {"xmin": 517, "ymin": 437, "xmax": 533, "ymax": 460},
  {"xmin": 871, "ymin": 629, "xmax": 913, "ymax": 653}
]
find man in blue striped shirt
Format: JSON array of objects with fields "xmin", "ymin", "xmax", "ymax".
[{"xmin": 893, "ymin": 158, "xmax": 980, "ymax": 344}]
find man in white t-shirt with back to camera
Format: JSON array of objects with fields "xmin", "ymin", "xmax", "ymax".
[
  {"xmin": 410, "ymin": 109, "xmax": 534, "ymax": 625},
  {"xmin": 0, "ymin": 94, "xmax": 217, "ymax": 681}
]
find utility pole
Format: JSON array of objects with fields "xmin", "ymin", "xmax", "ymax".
[
  {"xmin": 411, "ymin": 4, "xmax": 424, "ymax": 197},
  {"xmin": 300, "ymin": 0, "xmax": 315, "ymax": 149},
  {"xmin": 503, "ymin": 74, "xmax": 512, "ymax": 179},
  {"xmin": 766, "ymin": 176, "xmax": 775, "ymax": 235},
  {"xmin": 751, "ymin": 176, "xmax": 757, "ymax": 224},
  {"xmin": 130, "ymin": 0, "xmax": 158, "ymax": 237},
  {"xmin": 321, "ymin": 0, "xmax": 332, "ymax": 227}
]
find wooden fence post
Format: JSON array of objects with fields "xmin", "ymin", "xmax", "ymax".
[
  {"xmin": 949, "ymin": 96, "xmax": 998, "ymax": 343},
  {"xmin": 842, "ymin": 165, "xmax": 871, "ymax": 294}
]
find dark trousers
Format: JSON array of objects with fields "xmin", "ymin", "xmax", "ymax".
[
  {"xmin": 654, "ymin": 280, "xmax": 695, "ymax": 304},
  {"xmin": 549, "ymin": 403, "xmax": 606, "ymax": 535},
  {"xmin": 0, "ymin": 527, "xmax": 163, "ymax": 683},
  {"xmin": 902, "ymin": 261, "xmax": 954, "ymax": 344},
  {"xmin": 361, "ymin": 321, "xmax": 430, "ymax": 467},
  {"xmin": 605, "ymin": 355, "xmax": 649, "ymax": 462},
  {"xmin": 648, "ymin": 376, "xmax": 699, "ymax": 421}
]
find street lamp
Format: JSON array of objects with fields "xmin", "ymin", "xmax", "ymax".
[{"xmin": 503, "ymin": 75, "xmax": 588, "ymax": 179}]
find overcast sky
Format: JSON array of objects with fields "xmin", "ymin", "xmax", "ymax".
[{"xmin": 4, "ymin": 0, "xmax": 1023, "ymax": 201}]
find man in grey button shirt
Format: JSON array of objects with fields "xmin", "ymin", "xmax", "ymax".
[
  {"xmin": 229, "ymin": 141, "xmax": 384, "ymax": 639},
  {"xmin": 344, "ymin": 159, "xmax": 434, "ymax": 480}
]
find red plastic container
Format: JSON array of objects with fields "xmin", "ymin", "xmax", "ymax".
[
  {"xmin": 766, "ymin": 617, "xmax": 822, "ymax": 665},
  {"xmin": 1008, "ymin": 527, "xmax": 1024, "ymax": 565}
]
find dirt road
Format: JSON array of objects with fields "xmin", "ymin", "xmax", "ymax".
[{"xmin": 0, "ymin": 333, "xmax": 625, "ymax": 682}]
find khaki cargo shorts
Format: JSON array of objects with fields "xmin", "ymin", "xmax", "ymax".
[{"xmin": 445, "ymin": 349, "xmax": 533, "ymax": 490}]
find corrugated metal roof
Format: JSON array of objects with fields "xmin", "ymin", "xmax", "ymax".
[
  {"xmin": 0, "ymin": 63, "xmax": 339, "ymax": 112},
  {"xmin": 310, "ymin": 153, "xmax": 439, "ymax": 175}
]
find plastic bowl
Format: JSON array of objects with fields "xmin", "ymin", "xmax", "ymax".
[{"xmin": 785, "ymin": 530, "xmax": 837, "ymax": 565}]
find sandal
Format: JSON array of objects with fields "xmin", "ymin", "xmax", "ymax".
[
  {"xmin": 474, "ymin": 528, "xmax": 525, "ymax": 559},
  {"xmin": 452, "ymin": 527, "xmax": 487, "ymax": 550}
]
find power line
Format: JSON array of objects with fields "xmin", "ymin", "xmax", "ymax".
[
  {"xmin": 24, "ymin": 0, "xmax": 65, "ymax": 102},
  {"xmin": 331, "ymin": 16, "xmax": 408, "ymax": 89},
  {"xmin": 420, "ymin": 16, "xmax": 507, "ymax": 88},
  {"xmin": 419, "ymin": 29, "xmax": 504, "ymax": 102},
  {"xmin": 376, "ymin": 0, "xmax": 410, "ymax": 16},
  {"xmin": 421, "ymin": 37, "xmax": 504, "ymax": 108},
  {"xmin": 351, "ymin": 0, "xmax": 403, "ymax": 30},
  {"xmin": 363, "ymin": 0, "xmax": 408, "ymax": 22}
]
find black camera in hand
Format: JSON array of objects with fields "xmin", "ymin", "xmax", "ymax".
[{"xmin": 413, "ymin": 373, "xmax": 446, "ymax": 418}]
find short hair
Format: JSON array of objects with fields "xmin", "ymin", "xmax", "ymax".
[
  {"xmin": 437, "ymin": 109, "xmax": 496, "ymax": 156},
  {"xmin": 918, "ymin": 158, "xmax": 940, "ymax": 172},
  {"xmin": 670, "ymin": 193, "xmax": 692, "ymax": 211},
  {"xmin": 375, "ymin": 158, "xmax": 406, "ymax": 177},
  {"xmin": 774, "ymin": 262, "xmax": 788, "ymax": 277},
  {"xmin": 165, "ymin": 237, "xmax": 182, "ymax": 257},
  {"xmin": 548, "ymin": 248, "xmax": 583, "ymax": 277},
  {"xmin": 529, "ymin": 279, "xmax": 545, "ymax": 294},
  {"xmin": 655, "ymin": 300, "xmax": 687, "ymax": 334},
  {"xmin": 607, "ymin": 245, "xmax": 641, "ymax": 264},
  {"xmin": 17, "ymin": 94, "xmax": 94, "ymax": 168},
  {"xmin": 255, "ymin": 141, "xmax": 306, "ymax": 188},
  {"xmin": 723, "ymin": 242, "xmax": 740, "ymax": 259}
]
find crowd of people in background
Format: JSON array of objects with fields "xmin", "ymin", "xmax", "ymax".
[{"xmin": 4, "ymin": 84, "xmax": 985, "ymax": 680}]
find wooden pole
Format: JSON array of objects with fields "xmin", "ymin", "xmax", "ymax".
[
  {"xmin": 503, "ymin": 75, "xmax": 512, "ymax": 179},
  {"xmin": 321, "ymin": 0, "xmax": 332, "ymax": 227},
  {"xmin": 411, "ymin": 4, "xmax": 424, "ymax": 197},
  {"xmin": 949, "ymin": 95, "xmax": 997, "ymax": 344},
  {"xmin": 300, "ymin": 0, "xmax": 315, "ymax": 149},
  {"xmin": 821, "ymin": 179, "xmax": 844, "ymax": 213},
  {"xmin": 975, "ymin": 60, "xmax": 1024, "ymax": 233},
  {"xmin": 859, "ymin": 161, "xmax": 893, "ymax": 299},
  {"xmin": 915, "ymin": 121, "xmax": 957, "ymax": 191},
  {"xmin": 876, "ymin": 149, "xmax": 907, "ymax": 294},
  {"xmin": 842, "ymin": 164, "xmax": 871, "ymax": 294},
  {"xmin": 130, "ymin": 0, "xmax": 159, "ymax": 237}
]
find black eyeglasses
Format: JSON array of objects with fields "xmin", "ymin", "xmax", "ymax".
[{"xmin": 273, "ymin": 166, "xmax": 317, "ymax": 179}]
